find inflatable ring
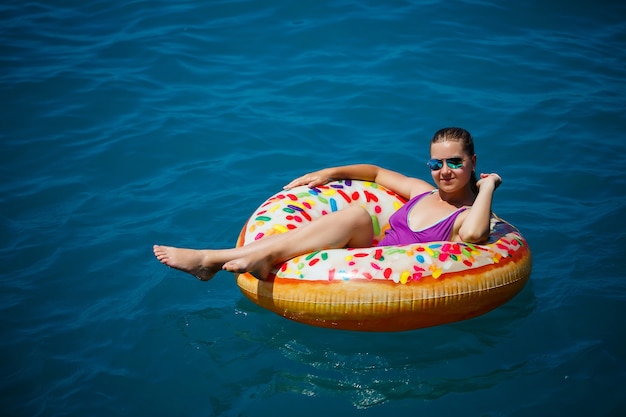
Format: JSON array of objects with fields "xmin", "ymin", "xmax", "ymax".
[{"xmin": 235, "ymin": 180, "xmax": 532, "ymax": 332}]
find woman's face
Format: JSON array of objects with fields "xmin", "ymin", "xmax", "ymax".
[{"xmin": 429, "ymin": 141, "xmax": 476, "ymax": 193}]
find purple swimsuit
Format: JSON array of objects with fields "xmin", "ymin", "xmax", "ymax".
[{"xmin": 377, "ymin": 190, "xmax": 467, "ymax": 246}]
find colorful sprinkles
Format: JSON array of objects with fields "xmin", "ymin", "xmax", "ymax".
[{"xmin": 241, "ymin": 180, "xmax": 527, "ymax": 283}]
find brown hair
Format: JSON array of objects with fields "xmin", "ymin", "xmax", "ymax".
[{"xmin": 431, "ymin": 127, "xmax": 478, "ymax": 195}]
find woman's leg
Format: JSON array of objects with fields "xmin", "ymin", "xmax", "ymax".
[{"xmin": 153, "ymin": 205, "xmax": 373, "ymax": 281}]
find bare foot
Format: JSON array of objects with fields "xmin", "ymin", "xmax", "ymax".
[
  {"xmin": 153, "ymin": 245, "xmax": 221, "ymax": 281},
  {"xmin": 223, "ymin": 255, "xmax": 275, "ymax": 280}
]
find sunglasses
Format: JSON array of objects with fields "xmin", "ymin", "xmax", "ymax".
[{"xmin": 426, "ymin": 157, "xmax": 464, "ymax": 171}]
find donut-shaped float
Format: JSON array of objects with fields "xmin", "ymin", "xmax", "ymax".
[{"xmin": 235, "ymin": 180, "xmax": 532, "ymax": 332}]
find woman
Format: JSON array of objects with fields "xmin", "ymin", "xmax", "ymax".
[{"xmin": 153, "ymin": 127, "xmax": 502, "ymax": 281}]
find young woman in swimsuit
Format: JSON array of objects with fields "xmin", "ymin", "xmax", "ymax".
[{"xmin": 153, "ymin": 127, "xmax": 502, "ymax": 281}]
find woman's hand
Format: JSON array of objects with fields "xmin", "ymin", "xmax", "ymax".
[
  {"xmin": 476, "ymin": 173, "xmax": 502, "ymax": 190},
  {"xmin": 284, "ymin": 169, "xmax": 335, "ymax": 190},
  {"xmin": 457, "ymin": 173, "xmax": 502, "ymax": 243}
]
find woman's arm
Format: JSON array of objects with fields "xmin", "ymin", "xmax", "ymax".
[
  {"xmin": 283, "ymin": 164, "xmax": 433, "ymax": 200},
  {"xmin": 457, "ymin": 173, "xmax": 502, "ymax": 243}
]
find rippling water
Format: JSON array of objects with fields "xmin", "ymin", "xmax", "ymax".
[{"xmin": 2, "ymin": 0, "xmax": 626, "ymax": 416}]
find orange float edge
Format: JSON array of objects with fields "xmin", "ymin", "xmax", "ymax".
[{"xmin": 234, "ymin": 218, "xmax": 532, "ymax": 332}]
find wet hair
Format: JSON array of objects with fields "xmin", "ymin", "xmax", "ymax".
[{"xmin": 431, "ymin": 127, "xmax": 478, "ymax": 195}]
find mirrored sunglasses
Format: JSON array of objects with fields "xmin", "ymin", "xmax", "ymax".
[{"xmin": 426, "ymin": 157, "xmax": 464, "ymax": 171}]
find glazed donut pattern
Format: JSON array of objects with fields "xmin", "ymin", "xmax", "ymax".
[{"xmin": 235, "ymin": 180, "xmax": 532, "ymax": 331}]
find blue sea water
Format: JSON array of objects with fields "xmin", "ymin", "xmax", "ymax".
[{"xmin": 2, "ymin": 0, "xmax": 626, "ymax": 415}]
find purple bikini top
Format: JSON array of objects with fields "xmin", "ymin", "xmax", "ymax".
[{"xmin": 377, "ymin": 190, "xmax": 467, "ymax": 246}]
